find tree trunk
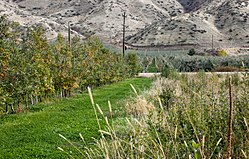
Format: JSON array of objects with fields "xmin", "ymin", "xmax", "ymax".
[
  {"xmin": 17, "ymin": 97, "xmax": 21, "ymax": 113},
  {"xmin": 60, "ymin": 91, "xmax": 63, "ymax": 98},
  {"xmin": 25, "ymin": 94, "xmax": 29, "ymax": 108},
  {"xmin": 64, "ymin": 90, "xmax": 67, "ymax": 98},
  {"xmin": 10, "ymin": 104, "xmax": 14, "ymax": 113},
  {"xmin": 30, "ymin": 94, "xmax": 34, "ymax": 105},
  {"xmin": 35, "ymin": 95, "xmax": 38, "ymax": 104},
  {"xmin": 45, "ymin": 92, "xmax": 48, "ymax": 101},
  {"xmin": 39, "ymin": 96, "xmax": 42, "ymax": 103},
  {"xmin": 5, "ymin": 104, "xmax": 8, "ymax": 114}
]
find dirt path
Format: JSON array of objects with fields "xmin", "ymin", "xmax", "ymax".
[
  {"xmin": 138, "ymin": 73, "xmax": 161, "ymax": 78},
  {"xmin": 138, "ymin": 72, "xmax": 248, "ymax": 78}
]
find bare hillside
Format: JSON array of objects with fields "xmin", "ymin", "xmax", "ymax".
[
  {"xmin": 1, "ymin": 0, "xmax": 248, "ymax": 49},
  {"xmin": 126, "ymin": 0, "xmax": 249, "ymax": 48}
]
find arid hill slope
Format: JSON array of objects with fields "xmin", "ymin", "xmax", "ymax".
[{"xmin": 1, "ymin": 0, "xmax": 248, "ymax": 48}]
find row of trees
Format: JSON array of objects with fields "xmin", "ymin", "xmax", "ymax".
[
  {"xmin": 0, "ymin": 16, "xmax": 140, "ymax": 114},
  {"xmin": 141, "ymin": 54, "xmax": 249, "ymax": 73}
]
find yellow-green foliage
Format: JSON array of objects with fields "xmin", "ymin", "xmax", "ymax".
[
  {"xmin": 217, "ymin": 49, "xmax": 228, "ymax": 56},
  {"xmin": 0, "ymin": 16, "xmax": 138, "ymax": 113}
]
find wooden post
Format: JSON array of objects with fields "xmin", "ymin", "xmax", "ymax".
[
  {"xmin": 122, "ymin": 12, "xmax": 126, "ymax": 57},
  {"xmin": 5, "ymin": 104, "xmax": 8, "ymax": 114}
]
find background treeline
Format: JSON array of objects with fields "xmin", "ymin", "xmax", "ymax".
[
  {"xmin": 0, "ymin": 16, "xmax": 140, "ymax": 114},
  {"xmin": 162, "ymin": 55, "xmax": 249, "ymax": 72},
  {"xmin": 141, "ymin": 55, "xmax": 249, "ymax": 73}
]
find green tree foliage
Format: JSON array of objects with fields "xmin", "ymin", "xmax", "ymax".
[
  {"xmin": 0, "ymin": 16, "xmax": 138, "ymax": 114},
  {"xmin": 22, "ymin": 27, "xmax": 54, "ymax": 100},
  {"xmin": 51, "ymin": 34, "xmax": 75, "ymax": 97},
  {"xmin": 126, "ymin": 53, "xmax": 141, "ymax": 76},
  {"xmin": 0, "ymin": 16, "xmax": 23, "ymax": 112}
]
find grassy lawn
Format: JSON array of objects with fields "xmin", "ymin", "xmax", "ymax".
[{"xmin": 0, "ymin": 78, "xmax": 152, "ymax": 159}]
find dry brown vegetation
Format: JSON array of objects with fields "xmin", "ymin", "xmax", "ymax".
[{"xmin": 61, "ymin": 72, "xmax": 249, "ymax": 158}]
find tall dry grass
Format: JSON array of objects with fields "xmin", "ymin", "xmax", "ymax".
[{"xmin": 59, "ymin": 72, "xmax": 249, "ymax": 158}]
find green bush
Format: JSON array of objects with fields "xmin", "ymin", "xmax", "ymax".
[
  {"xmin": 174, "ymin": 58, "xmax": 214, "ymax": 72},
  {"xmin": 188, "ymin": 48, "xmax": 196, "ymax": 56},
  {"xmin": 126, "ymin": 53, "xmax": 142, "ymax": 76},
  {"xmin": 161, "ymin": 65, "xmax": 171, "ymax": 78},
  {"xmin": 161, "ymin": 64, "xmax": 180, "ymax": 80},
  {"xmin": 217, "ymin": 49, "xmax": 228, "ymax": 56}
]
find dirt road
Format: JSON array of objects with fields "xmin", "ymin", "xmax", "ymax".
[{"xmin": 138, "ymin": 72, "xmax": 248, "ymax": 78}]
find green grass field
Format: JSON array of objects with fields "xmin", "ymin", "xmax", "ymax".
[{"xmin": 0, "ymin": 78, "xmax": 152, "ymax": 159}]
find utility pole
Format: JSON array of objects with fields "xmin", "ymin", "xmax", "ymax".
[
  {"xmin": 211, "ymin": 34, "xmax": 214, "ymax": 50},
  {"xmin": 68, "ymin": 21, "xmax": 71, "ymax": 49},
  {"xmin": 122, "ymin": 12, "xmax": 126, "ymax": 57}
]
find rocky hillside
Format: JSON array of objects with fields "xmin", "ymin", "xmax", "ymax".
[
  {"xmin": 126, "ymin": 0, "xmax": 249, "ymax": 48},
  {"xmin": 1, "ymin": 0, "xmax": 248, "ymax": 48}
]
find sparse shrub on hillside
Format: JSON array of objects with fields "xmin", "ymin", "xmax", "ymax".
[
  {"xmin": 217, "ymin": 49, "xmax": 228, "ymax": 56},
  {"xmin": 188, "ymin": 48, "xmax": 196, "ymax": 56}
]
